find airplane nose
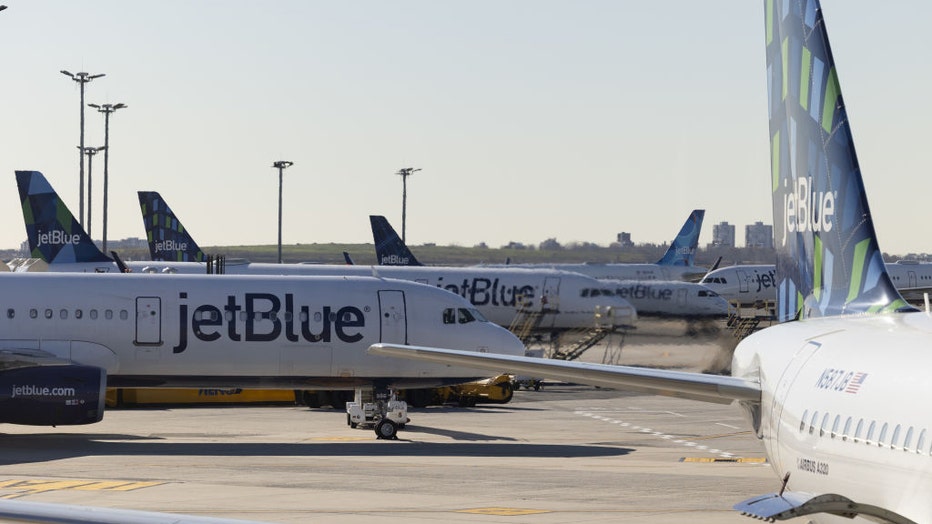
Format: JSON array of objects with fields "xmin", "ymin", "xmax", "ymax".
[
  {"xmin": 608, "ymin": 298, "xmax": 638, "ymax": 328},
  {"xmin": 496, "ymin": 325, "xmax": 527, "ymax": 357}
]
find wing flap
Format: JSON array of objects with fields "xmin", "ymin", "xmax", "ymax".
[{"xmin": 368, "ymin": 343, "xmax": 759, "ymax": 404}]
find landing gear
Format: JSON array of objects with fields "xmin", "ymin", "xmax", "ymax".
[{"xmin": 346, "ymin": 386, "xmax": 408, "ymax": 440}]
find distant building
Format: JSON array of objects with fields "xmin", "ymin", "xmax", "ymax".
[
  {"xmin": 710, "ymin": 221, "xmax": 735, "ymax": 247},
  {"xmin": 745, "ymin": 221, "xmax": 774, "ymax": 248},
  {"xmin": 615, "ymin": 232, "xmax": 634, "ymax": 248}
]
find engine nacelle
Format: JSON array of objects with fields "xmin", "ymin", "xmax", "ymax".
[{"xmin": 0, "ymin": 365, "xmax": 106, "ymax": 426}]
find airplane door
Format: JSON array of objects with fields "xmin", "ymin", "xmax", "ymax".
[
  {"xmin": 908, "ymin": 271, "xmax": 918, "ymax": 288},
  {"xmin": 378, "ymin": 290, "xmax": 407, "ymax": 344},
  {"xmin": 135, "ymin": 297, "xmax": 162, "ymax": 345},
  {"xmin": 737, "ymin": 270, "xmax": 750, "ymax": 293},
  {"xmin": 770, "ymin": 341, "xmax": 820, "ymax": 467},
  {"xmin": 675, "ymin": 289, "xmax": 688, "ymax": 307},
  {"xmin": 543, "ymin": 277, "xmax": 561, "ymax": 310}
]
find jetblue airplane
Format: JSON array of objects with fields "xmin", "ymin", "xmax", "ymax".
[
  {"xmin": 369, "ymin": 1, "xmax": 932, "ymax": 521},
  {"xmin": 17, "ymin": 177, "xmax": 637, "ymax": 333},
  {"xmin": 369, "ymin": 214, "xmax": 728, "ymax": 320},
  {"xmin": 4, "ymin": 182, "xmax": 526, "ymax": 434},
  {"xmin": 701, "ymin": 261, "xmax": 932, "ymax": 308}
]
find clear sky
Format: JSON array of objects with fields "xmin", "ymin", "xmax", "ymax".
[{"xmin": 1, "ymin": 1, "xmax": 930, "ymax": 255}]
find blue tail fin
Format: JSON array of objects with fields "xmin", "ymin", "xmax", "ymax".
[
  {"xmin": 137, "ymin": 191, "xmax": 206, "ymax": 262},
  {"xmin": 369, "ymin": 215, "xmax": 422, "ymax": 266},
  {"xmin": 655, "ymin": 209, "xmax": 704, "ymax": 266},
  {"xmin": 15, "ymin": 170, "xmax": 112, "ymax": 264},
  {"xmin": 766, "ymin": 0, "xmax": 910, "ymax": 321}
]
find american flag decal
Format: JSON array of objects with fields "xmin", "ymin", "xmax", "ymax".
[{"xmin": 845, "ymin": 373, "xmax": 868, "ymax": 394}]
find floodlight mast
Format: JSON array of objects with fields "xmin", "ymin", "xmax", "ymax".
[
  {"xmin": 61, "ymin": 70, "xmax": 105, "ymax": 226},
  {"xmin": 395, "ymin": 167, "xmax": 421, "ymax": 243},
  {"xmin": 273, "ymin": 161, "xmax": 294, "ymax": 264},
  {"xmin": 88, "ymin": 103, "xmax": 127, "ymax": 253}
]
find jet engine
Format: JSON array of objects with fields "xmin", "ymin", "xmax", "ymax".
[{"xmin": 0, "ymin": 365, "xmax": 106, "ymax": 425}]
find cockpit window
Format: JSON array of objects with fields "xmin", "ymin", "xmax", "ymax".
[
  {"xmin": 443, "ymin": 308, "xmax": 456, "ymax": 324},
  {"xmin": 466, "ymin": 308, "xmax": 488, "ymax": 322},
  {"xmin": 581, "ymin": 288, "xmax": 616, "ymax": 298},
  {"xmin": 458, "ymin": 308, "xmax": 476, "ymax": 324}
]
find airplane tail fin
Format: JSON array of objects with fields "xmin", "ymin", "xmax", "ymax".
[
  {"xmin": 369, "ymin": 215, "xmax": 423, "ymax": 266},
  {"xmin": 15, "ymin": 170, "xmax": 112, "ymax": 264},
  {"xmin": 766, "ymin": 0, "xmax": 910, "ymax": 321},
  {"xmin": 137, "ymin": 191, "xmax": 206, "ymax": 262},
  {"xmin": 655, "ymin": 209, "xmax": 704, "ymax": 266}
]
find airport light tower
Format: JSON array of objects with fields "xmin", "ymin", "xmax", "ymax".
[
  {"xmin": 61, "ymin": 69, "xmax": 105, "ymax": 227},
  {"xmin": 273, "ymin": 160, "xmax": 294, "ymax": 264},
  {"xmin": 395, "ymin": 167, "xmax": 421, "ymax": 243},
  {"xmin": 89, "ymin": 102, "xmax": 127, "ymax": 253},
  {"xmin": 80, "ymin": 146, "xmax": 106, "ymax": 241}
]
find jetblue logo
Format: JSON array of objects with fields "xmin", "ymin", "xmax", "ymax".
[
  {"xmin": 37, "ymin": 231, "xmax": 81, "ymax": 247},
  {"xmin": 381, "ymin": 254, "xmax": 410, "ymax": 265},
  {"xmin": 782, "ymin": 177, "xmax": 835, "ymax": 245},
  {"xmin": 155, "ymin": 240, "xmax": 188, "ymax": 253},
  {"xmin": 437, "ymin": 277, "xmax": 534, "ymax": 307},
  {"xmin": 173, "ymin": 292, "xmax": 366, "ymax": 353},
  {"xmin": 615, "ymin": 284, "xmax": 673, "ymax": 301}
]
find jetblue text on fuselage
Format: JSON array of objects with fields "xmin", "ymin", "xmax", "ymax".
[
  {"xmin": 782, "ymin": 176, "xmax": 835, "ymax": 245},
  {"xmin": 173, "ymin": 292, "xmax": 365, "ymax": 353},
  {"xmin": 436, "ymin": 277, "xmax": 534, "ymax": 307},
  {"xmin": 37, "ymin": 230, "xmax": 81, "ymax": 247},
  {"xmin": 615, "ymin": 284, "xmax": 673, "ymax": 301},
  {"xmin": 381, "ymin": 255, "xmax": 410, "ymax": 265}
]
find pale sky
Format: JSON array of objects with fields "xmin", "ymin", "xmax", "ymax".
[{"xmin": 1, "ymin": 1, "xmax": 929, "ymax": 255}]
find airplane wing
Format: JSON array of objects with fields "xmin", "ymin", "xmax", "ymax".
[
  {"xmin": 0, "ymin": 347, "xmax": 70, "ymax": 369},
  {"xmin": 368, "ymin": 344, "xmax": 760, "ymax": 404},
  {"xmin": 0, "ymin": 499, "xmax": 273, "ymax": 524}
]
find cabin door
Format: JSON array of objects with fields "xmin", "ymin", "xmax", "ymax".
[
  {"xmin": 135, "ymin": 297, "xmax": 162, "ymax": 345},
  {"xmin": 378, "ymin": 290, "xmax": 408, "ymax": 344}
]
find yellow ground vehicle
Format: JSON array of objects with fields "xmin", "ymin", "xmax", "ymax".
[{"xmin": 402, "ymin": 374, "xmax": 515, "ymax": 407}]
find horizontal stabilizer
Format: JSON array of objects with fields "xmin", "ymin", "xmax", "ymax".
[
  {"xmin": 734, "ymin": 491, "xmax": 912, "ymax": 523},
  {"xmin": 368, "ymin": 343, "xmax": 759, "ymax": 404}
]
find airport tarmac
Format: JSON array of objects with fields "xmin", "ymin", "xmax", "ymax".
[{"xmin": 0, "ymin": 329, "xmax": 783, "ymax": 524}]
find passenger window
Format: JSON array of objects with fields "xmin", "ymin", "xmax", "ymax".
[
  {"xmin": 809, "ymin": 411, "xmax": 819, "ymax": 435},
  {"xmin": 831, "ymin": 415, "xmax": 840, "ymax": 439},
  {"xmin": 892, "ymin": 425, "xmax": 902, "ymax": 450},
  {"xmin": 443, "ymin": 308, "xmax": 455, "ymax": 324},
  {"xmin": 866, "ymin": 421, "xmax": 876, "ymax": 444},
  {"xmin": 105, "ymin": 310, "xmax": 113, "ymax": 320},
  {"xmin": 29, "ymin": 308, "xmax": 37, "ymax": 319},
  {"xmin": 842, "ymin": 417, "xmax": 852, "ymax": 441},
  {"xmin": 44, "ymin": 309, "xmax": 53, "ymax": 319},
  {"xmin": 800, "ymin": 410, "xmax": 809, "ymax": 432},
  {"xmin": 90, "ymin": 309, "xmax": 98, "ymax": 320},
  {"xmin": 6, "ymin": 309, "xmax": 13, "ymax": 319},
  {"xmin": 59, "ymin": 309, "xmax": 68, "ymax": 320},
  {"xmin": 854, "ymin": 419, "xmax": 864, "ymax": 443},
  {"xmin": 904, "ymin": 427, "xmax": 914, "ymax": 452},
  {"xmin": 75, "ymin": 309, "xmax": 82, "ymax": 319},
  {"xmin": 918, "ymin": 429, "xmax": 927, "ymax": 454},
  {"xmin": 120, "ymin": 310, "xmax": 128, "ymax": 320},
  {"xmin": 878, "ymin": 423, "xmax": 889, "ymax": 447},
  {"xmin": 820, "ymin": 413, "xmax": 830, "ymax": 437}
]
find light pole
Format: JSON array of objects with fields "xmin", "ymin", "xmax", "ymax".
[
  {"xmin": 273, "ymin": 161, "xmax": 293, "ymax": 264},
  {"xmin": 88, "ymin": 103, "xmax": 126, "ymax": 253},
  {"xmin": 80, "ymin": 146, "xmax": 106, "ymax": 241},
  {"xmin": 61, "ymin": 70, "xmax": 105, "ymax": 227},
  {"xmin": 395, "ymin": 167, "xmax": 421, "ymax": 243}
]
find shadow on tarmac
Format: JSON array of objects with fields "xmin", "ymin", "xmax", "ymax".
[{"xmin": 0, "ymin": 432, "xmax": 632, "ymax": 465}]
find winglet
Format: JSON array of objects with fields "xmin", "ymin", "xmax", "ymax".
[
  {"xmin": 15, "ymin": 170, "xmax": 112, "ymax": 264},
  {"xmin": 655, "ymin": 209, "xmax": 704, "ymax": 267},
  {"xmin": 369, "ymin": 215, "xmax": 423, "ymax": 266},
  {"xmin": 766, "ymin": 0, "xmax": 910, "ymax": 321},
  {"xmin": 137, "ymin": 191, "xmax": 206, "ymax": 262}
]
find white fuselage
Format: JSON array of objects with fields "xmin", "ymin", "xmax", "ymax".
[
  {"xmin": 701, "ymin": 262, "xmax": 932, "ymax": 308},
  {"xmin": 597, "ymin": 279, "xmax": 729, "ymax": 318},
  {"xmin": 0, "ymin": 272, "xmax": 525, "ymax": 389},
  {"xmin": 32, "ymin": 262, "xmax": 638, "ymax": 331},
  {"xmin": 732, "ymin": 313, "xmax": 932, "ymax": 522},
  {"xmin": 480, "ymin": 262, "xmax": 707, "ymax": 282}
]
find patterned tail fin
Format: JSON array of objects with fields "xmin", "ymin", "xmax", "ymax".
[
  {"xmin": 656, "ymin": 209, "xmax": 704, "ymax": 266},
  {"xmin": 766, "ymin": 0, "xmax": 910, "ymax": 321},
  {"xmin": 369, "ymin": 215, "xmax": 422, "ymax": 266},
  {"xmin": 15, "ymin": 170, "xmax": 112, "ymax": 264},
  {"xmin": 137, "ymin": 191, "xmax": 206, "ymax": 262}
]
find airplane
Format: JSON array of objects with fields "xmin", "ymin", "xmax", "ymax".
[
  {"xmin": 473, "ymin": 209, "xmax": 709, "ymax": 282},
  {"xmin": 0, "ymin": 498, "xmax": 273, "ymax": 524},
  {"xmin": 367, "ymin": 1, "xmax": 932, "ymax": 521},
  {"xmin": 10, "ymin": 171, "xmax": 527, "ymax": 441},
  {"xmin": 17, "ymin": 178, "xmax": 638, "ymax": 335},
  {"xmin": 701, "ymin": 261, "xmax": 932, "ymax": 309},
  {"xmin": 369, "ymin": 214, "xmax": 729, "ymax": 320}
]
